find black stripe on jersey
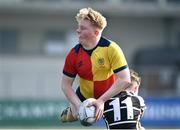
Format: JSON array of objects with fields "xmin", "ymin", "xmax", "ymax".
[
  {"xmin": 109, "ymin": 120, "xmax": 137, "ymax": 126},
  {"xmin": 109, "ymin": 122, "xmax": 137, "ymax": 129},
  {"xmin": 113, "ymin": 65, "xmax": 128, "ymax": 73},
  {"xmin": 83, "ymin": 44, "xmax": 98, "ymax": 56},
  {"xmin": 63, "ymin": 70, "xmax": 76, "ymax": 78},
  {"xmin": 85, "ymin": 37, "xmax": 111, "ymax": 56},
  {"xmin": 73, "ymin": 44, "xmax": 81, "ymax": 53},
  {"xmin": 73, "ymin": 37, "xmax": 111, "ymax": 54},
  {"xmin": 98, "ymin": 37, "xmax": 111, "ymax": 47}
]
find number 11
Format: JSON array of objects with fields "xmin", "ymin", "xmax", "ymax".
[{"xmin": 109, "ymin": 97, "xmax": 134, "ymax": 121}]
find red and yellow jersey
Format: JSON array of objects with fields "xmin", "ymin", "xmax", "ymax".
[{"xmin": 63, "ymin": 37, "xmax": 128, "ymax": 99}]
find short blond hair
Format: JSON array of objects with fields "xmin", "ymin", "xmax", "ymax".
[
  {"xmin": 76, "ymin": 7, "xmax": 107, "ymax": 30},
  {"xmin": 130, "ymin": 69, "xmax": 141, "ymax": 86}
]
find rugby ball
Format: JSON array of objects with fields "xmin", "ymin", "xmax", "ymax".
[{"xmin": 78, "ymin": 98, "xmax": 96, "ymax": 126}]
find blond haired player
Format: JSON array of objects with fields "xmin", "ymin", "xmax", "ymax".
[{"xmin": 61, "ymin": 7, "xmax": 131, "ymax": 123}]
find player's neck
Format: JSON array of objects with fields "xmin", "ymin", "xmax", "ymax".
[
  {"xmin": 83, "ymin": 37, "xmax": 100, "ymax": 50},
  {"xmin": 125, "ymin": 90, "xmax": 134, "ymax": 95}
]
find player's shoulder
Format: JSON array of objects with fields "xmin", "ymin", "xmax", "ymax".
[
  {"xmin": 117, "ymin": 91, "xmax": 131, "ymax": 98},
  {"xmin": 67, "ymin": 43, "xmax": 82, "ymax": 55},
  {"xmin": 136, "ymin": 95, "xmax": 145, "ymax": 107},
  {"xmin": 100, "ymin": 37, "xmax": 123, "ymax": 53},
  {"xmin": 98, "ymin": 36, "xmax": 120, "ymax": 46},
  {"xmin": 98, "ymin": 37, "xmax": 111, "ymax": 47},
  {"xmin": 65, "ymin": 44, "xmax": 82, "ymax": 59},
  {"xmin": 73, "ymin": 43, "xmax": 82, "ymax": 53},
  {"xmin": 136, "ymin": 95, "xmax": 144, "ymax": 100}
]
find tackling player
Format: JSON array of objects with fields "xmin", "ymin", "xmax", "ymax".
[{"xmin": 103, "ymin": 69, "xmax": 146, "ymax": 130}]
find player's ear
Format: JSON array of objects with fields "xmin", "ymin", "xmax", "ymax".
[
  {"xmin": 134, "ymin": 85, "xmax": 139, "ymax": 95},
  {"xmin": 94, "ymin": 30, "xmax": 99, "ymax": 36}
]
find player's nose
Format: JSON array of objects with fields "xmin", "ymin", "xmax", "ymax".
[{"xmin": 76, "ymin": 28, "xmax": 80, "ymax": 34}]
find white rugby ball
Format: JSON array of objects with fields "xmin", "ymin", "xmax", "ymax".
[{"xmin": 78, "ymin": 98, "xmax": 96, "ymax": 126}]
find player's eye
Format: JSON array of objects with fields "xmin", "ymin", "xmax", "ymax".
[{"xmin": 80, "ymin": 25, "xmax": 87, "ymax": 30}]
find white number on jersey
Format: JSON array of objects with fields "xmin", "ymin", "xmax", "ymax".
[{"xmin": 109, "ymin": 97, "xmax": 134, "ymax": 121}]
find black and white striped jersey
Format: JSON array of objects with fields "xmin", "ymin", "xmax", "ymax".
[{"xmin": 103, "ymin": 91, "xmax": 145, "ymax": 129}]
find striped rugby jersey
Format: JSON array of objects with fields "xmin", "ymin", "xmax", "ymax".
[
  {"xmin": 63, "ymin": 37, "xmax": 128, "ymax": 99},
  {"xmin": 103, "ymin": 91, "xmax": 145, "ymax": 129}
]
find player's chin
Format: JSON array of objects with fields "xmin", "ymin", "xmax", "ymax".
[{"xmin": 79, "ymin": 40, "xmax": 85, "ymax": 45}]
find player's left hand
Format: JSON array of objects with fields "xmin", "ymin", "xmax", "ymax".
[{"xmin": 88, "ymin": 98, "xmax": 104, "ymax": 121}]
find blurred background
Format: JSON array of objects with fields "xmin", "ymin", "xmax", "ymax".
[{"xmin": 0, "ymin": 0, "xmax": 180, "ymax": 129}]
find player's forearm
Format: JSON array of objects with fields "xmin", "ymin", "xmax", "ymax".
[
  {"xmin": 61, "ymin": 75, "xmax": 81, "ymax": 109},
  {"xmin": 99, "ymin": 68, "xmax": 131, "ymax": 102},
  {"xmin": 62, "ymin": 85, "xmax": 81, "ymax": 109},
  {"xmin": 99, "ymin": 78, "xmax": 131, "ymax": 102}
]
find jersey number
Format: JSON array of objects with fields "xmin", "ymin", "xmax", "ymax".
[{"xmin": 109, "ymin": 97, "xmax": 134, "ymax": 121}]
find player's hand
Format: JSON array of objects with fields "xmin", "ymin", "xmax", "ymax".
[{"xmin": 88, "ymin": 98, "xmax": 104, "ymax": 121}]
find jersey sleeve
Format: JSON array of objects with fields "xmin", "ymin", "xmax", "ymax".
[
  {"xmin": 108, "ymin": 42, "xmax": 128, "ymax": 73},
  {"xmin": 63, "ymin": 49, "xmax": 77, "ymax": 78},
  {"xmin": 137, "ymin": 96, "xmax": 146, "ymax": 115}
]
